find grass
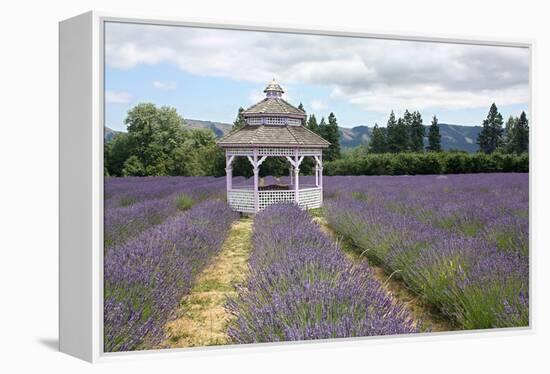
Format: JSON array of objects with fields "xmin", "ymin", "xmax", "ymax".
[
  {"xmin": 175, "ymin": 194, "xmax": 195, "ymax": 211},
  {"xmin": 162, "ymin": 217, "xmax": 254, "ymax": 348}
]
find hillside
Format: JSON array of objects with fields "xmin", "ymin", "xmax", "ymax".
[
  {"xmin": 338, "ymin": 123, "xmax": 481, "ymax": 153},
  {"xmin": 106, "ymin": 120, "xmax": 482, "ymax": 153}
]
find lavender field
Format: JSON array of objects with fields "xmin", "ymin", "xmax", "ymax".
[{"xmin": 104, "ymin": 173, "xmax": 529, "ymax": 351}]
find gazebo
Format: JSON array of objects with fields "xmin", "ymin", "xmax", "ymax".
[{"xmin": 217, "ymin": 79, "xmax": 330, "ymax": 214}]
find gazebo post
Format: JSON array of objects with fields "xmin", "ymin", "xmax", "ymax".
[
  {"xmin": 253, "ymin": 148, "xmax": 259, "ymax": 213},
  {"xmin": 315, "ymin": 161, "xmax": 319, "ymax": 187},
  {"xmin": 294, "ymin": 149, "xmax": 300, "ymax": 204},
  {"xmin": 319, "ymin": 154, "xmax": 323, "ymax": 204},
  {"xmin": 289, "ymin": 165, "xmax": 294, "ymax": 186},
  {"xmin": 225, "ymin": 154, "xmax": 233, "ymax": 192}
]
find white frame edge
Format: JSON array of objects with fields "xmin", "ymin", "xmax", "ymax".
[
  {"xmin": 59, "ymin": 11, "xmax": 102, "ymax": 362},
  {"xmin": 58, "ymin": 10, "xmax": 534, "ymax": 363}
]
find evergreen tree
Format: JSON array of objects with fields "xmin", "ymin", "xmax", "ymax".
[
  {"xmin": 386, "ymin": 110, "xmax": 398, "ymax": 152},
  {"xmin": 427, "ymin": 115, "xmax": 442, "ymax": 152},
  {"xmin": 317, "ymin": 116, "xmax": 327, "ymax": 138},
  {"xmin": 323, "ymin": 112, "xmax": 341, "ymax": 161},
  {"xmin": 516, "ymin": 111, "xmax": 530, "ymax": 153},
  {"xmin": 506, "ymin": 111, "xmax": 529, "ymax": 154},
  {"xmin": 368, "ymin": 123, "xmax": 387, "ymax": 153},
  {"xmin": 233, "ymin": 107, "xmax": 246, "ymax": 129},
  {"xmin": 410, "ymin": 111, "xmax": 425, "ymax": 152},
  {"xmin": 297, "ymin": 102, "xmax": 306, "ymax": 125},
  {"xmin": 403, "ymin": 110, "xmax": 413, "ymax": 150},
  {"xmin": 477, "ymin": 103, "xmax": 504, "ymax": 153},
  {"xmin": 307, "ymin": 114, "xmax": 319, "ymax": 133},
  {"xmin": 388, "ymin": 112, "xmax": 409, "ymax": 153},
  {"xmin": 503, "ymin": 116, "xmax": 518, "ymax": 153}
]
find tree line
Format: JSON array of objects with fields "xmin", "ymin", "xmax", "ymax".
[
  {"xmin": 324, "ymin": 151, "xmax": 528, "ymax": 176},
  {"xmin": 105, "ymin": 101, "xmax": 528, "ymax": 178},
  {"xmin": 104, "ymin": 103, "xmax": 225, "ymax": 177},
  {"xmin": 365, "ymin": 103, "xmax": 529, "ymax": 155}
]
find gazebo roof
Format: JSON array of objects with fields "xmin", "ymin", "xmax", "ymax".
[
  {"xmin": 242, "ymin": 97, "xmax": 306, "ymax": 118},
  {"xmin": 217, "ymin": 124, "xmax": 330, "ymax": 148}
]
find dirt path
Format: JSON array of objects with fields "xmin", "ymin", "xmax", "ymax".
[
  {"xmin": 312, "ymin": 215, "xmax": 455, "ymax": 333},
  {"xmin": 162, "ymin": 217, "xmax": 254, "ymax": 348}
]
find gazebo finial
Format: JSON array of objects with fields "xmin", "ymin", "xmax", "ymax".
[{"xmin": 264, "ymin": 78, "xmax": 284, "ymax": 98}]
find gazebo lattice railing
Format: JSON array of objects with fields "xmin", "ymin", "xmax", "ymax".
[{"xmin": 224, "ymin": 147, "xmax": 324, "ymax": 213}]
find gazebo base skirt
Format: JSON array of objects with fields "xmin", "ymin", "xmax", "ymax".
[{"xmin": 228, "ymin": 187, "xmax": 322, "ymax": 213}]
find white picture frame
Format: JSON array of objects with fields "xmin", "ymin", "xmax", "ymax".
[{"xmin": 59, "ymin": 10, "xmax": 533, "ymax": 363}]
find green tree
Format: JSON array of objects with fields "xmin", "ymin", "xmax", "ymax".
[
  {"xmin": 427, "ymin": 115, "xmax": 442, "ymax": 152},
  {"xmin": 410, "ymin": 111, "xmax": 425, "ymax": 152},
  {"xmin": 403, "ymin": 110, "xmax": 413, "ymax": 150},
  {"xmin": 387, "ymin": 111, "xmax": 409, "ymax": 153},
  {"xmin": 123, "ymin": 103, "xmax": 187, "ymax": 175},
  {"xmin": 321, "ymin": 112, "xmax": 341, "ymax": 161},
  {"xmin": 233, "ymin": 107, "xmax": 246, "ymax": 129},
  {"xmin": 368, "ymin": 123, "xmax": 387, "ymax": 153},
  {"xmin": 298, "ymin": 102, "xmax": 306, "ymax": 125},
  {"xmin": 307, "ymin": 114, "xmax": 319, "ymax": 133},
  {"xmin": 122, "ymin": 155, "xmax": 146, "ymax": 176},
  {"xmin": 104, "ymin": 132, "xmax": 132, "ymax": 176},
  {"xmin": 386, "ymin": 111, "xmax": 397, "ymax": 152},
  {"xmin": 505, "ymin": 111, "xmax": 529, "ymax": 154},
  {"xmin": 477, "ymin": 103, "xmax": 504, "ymax": 154}
]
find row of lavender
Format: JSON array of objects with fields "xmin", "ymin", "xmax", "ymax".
[
  {"xmin": 104, "ymin": 200, "xmax": 237, "ymax": 351},
  {"xmin": 323, "ymin": 174, "xmax": 529, "ymax": 329},
  {"xmin": 226, "ymin": 204, "xmax": 417, "ymax": 342},
  {"xmin": 104, "ymin": 176, "xmax": 236, "ymax": 248},
  {"xmin": 104, "ymin": 177, "xmax": 238, "ymax": 351}
]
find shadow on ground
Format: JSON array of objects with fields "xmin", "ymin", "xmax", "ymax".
[{"xmin": 37, "ymin": 338, "xmax": 59, "ymax": 351}]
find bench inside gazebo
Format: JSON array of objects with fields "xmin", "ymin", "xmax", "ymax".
[{"xmin": 217, "ymin": 79, "xmax": 330, "ymax": 214}]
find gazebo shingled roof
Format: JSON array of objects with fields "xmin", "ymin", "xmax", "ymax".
[
  {"xmin": 217, "ymin": 123, "xmax": 330, "ymax": 147},
  {"xmin": 242, "ymin": 97, "xmax": 306, "ymax": 118}
]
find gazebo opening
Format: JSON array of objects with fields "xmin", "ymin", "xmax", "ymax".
[{"xmin": 217, "ymin": 79, "xmax": 330, "ymax": 214}]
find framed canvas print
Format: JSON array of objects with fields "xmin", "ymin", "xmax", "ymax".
[{"xmin": 59, "ymin": 11, "xmax": 532, "ymax": 362}]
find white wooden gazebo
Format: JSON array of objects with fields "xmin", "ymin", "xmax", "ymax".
[{"xmin": 217, "ymin": 79, "xmax": 330, "ymax": 214}]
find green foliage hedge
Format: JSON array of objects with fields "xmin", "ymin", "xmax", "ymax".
[{"xmin": 324, "ymin": 152, "xmax": 528, "ymax": 176}]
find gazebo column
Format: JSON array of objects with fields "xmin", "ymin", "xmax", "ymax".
[
  {"xmin": 247, "ymin": 149, "xmax": 267, "ymax": 214},
  {"xmin": 225, "ymin": 154, "xmax": 234, "ymax": 192},
  {"xmin": 289, "ymin": 166, "xmax": 294, "ymax": 186},
  {"xmin": 315, "ymin": 162, "xmax": 319, "ymax": 187},
  {"xmin": 319, "ymin": 155, "xmax": 324, "ymax": 205},
  {"xmin": 253, "ymin": 149, "xmax": 259, "ymax": 213}
]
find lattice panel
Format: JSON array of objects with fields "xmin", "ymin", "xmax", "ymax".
[
  {"xmin": 298, "ymin": 188, "xmax": 322, "ymax": 209},
  {"xmin": 226, "ymin": 148, "xmax": 322, "ymax": 157},
  {"xmin": 258, "ymin": 190, "xmax": 296, "ymax": 211},
  {"xmin": 246, "ymin": 117, "xmax": 302, "ymax": 126},
  {"xmin": 228, "ymin": 189, "xmax": 255, "ymax": 213},
  {"xmin": 258, "ymin": 147, "xmax": 295, "ymax": 156},
  {"xmin": 226, "ymin": 148, "xmax": 254, "ymax": 156}
]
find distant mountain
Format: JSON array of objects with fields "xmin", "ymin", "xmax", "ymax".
[
  {"xmin": 104, "ymin": 126, "xmax": 120, "ymax": 142},
  {"xmin": 105, "ymin": 120, "xmax": 482, "ymax": 153},
  {"xmin": 338, "ymin": 123, "xmax": 481, "ymax": 153},
  {"xmin": 183, "ymin": 118, "xmax": 233, "ymax": 138}
]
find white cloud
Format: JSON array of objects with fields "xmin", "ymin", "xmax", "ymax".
[
  {"xmin": 311, "ymin": 99, "xmax": 327, "ymax": 111},
  {"xmin": 105, "ymin": 90, "xmax": 132, "ymax": 104},
  {"xmin": 105, "ymin": 22, "xmax": 529, "ymax": 112},
  {"xmin": 152, "ymin": 80, "xmax": 177, "ymax": 90}
]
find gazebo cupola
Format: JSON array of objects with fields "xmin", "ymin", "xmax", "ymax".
[{"xmin": 217, "ymin": 79, "xmax": 330, "ymax": 214}]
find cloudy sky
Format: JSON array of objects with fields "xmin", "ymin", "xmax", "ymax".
[{"xmin": 105, "ymin": 22, "xmax": 529, "ymax": 131}]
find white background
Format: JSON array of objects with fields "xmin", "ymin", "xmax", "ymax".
[{"xmin": 1, "ymin": 0, "xmax": 548, "ymax": 372}]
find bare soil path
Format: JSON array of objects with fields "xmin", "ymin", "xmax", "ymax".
[
  {"xmin": 312, "ymin": 215, "xmax": 456, "ymax": 333},
  {"xmin": 161, "ymin": 217, "xmax": 254, "ymax": 348}
]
